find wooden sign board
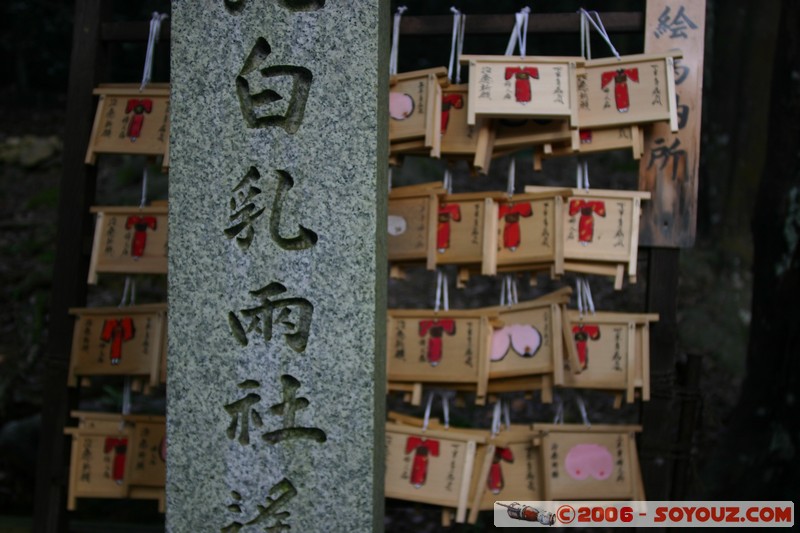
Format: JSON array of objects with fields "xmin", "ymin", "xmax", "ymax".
[
  {"xmin": 562, "ymin": 311, "xmax": 658, "ymax": 403},
  {"xmin": 88, "ymin": 205, "xmax": 168, "ymax": 284},
  {"xmin": 485, "ymin": 289, "xmax": 571, "ymax": 386},
  {"xmin": 468, "ymin": 430, "xmax": 543, "ymax": 523},
  {"xmin": 534, "ymin": 125, "xmax": 645, "ymax": 167},
  {"xmin": 389, "ymin": 68, "xmax": 449, "ymax": 157},
  {"xmin": 578, "ymin": 52, "xmax": 682, "ymax": 132},
  {"xmin": 638, "ymin": 0, "xmax": 706, "ymax": 247},
  {"xmin": 533, "ymin": 423, "xmax": 643, "ymax": 501},
  {"xmin": 68, "ymin": 303, "xmax": 167, "ymax": 387},
  {"xmin": 483, "ymin": 191, "xmax": 569, "ymax": 276},
  {"xmin": 85, "ymin": 84, "xmax": 170, "ymax": 164},
  {"xmin": 460, "ymin": 55, "xmax": 583, "ymax": 127},
  {"xmin": 388, "ymin": 183, "xmax": 444, "ymax": 266},
  {"xmin": 387, "ymin": 309, "xmax": 493, "ymax": 405},
  {"xmin": 431, "ymin": 193, "xmax": 493, "ymax": 268},
  {"xmin": 385, "ymin": 423, "xmax": 484, "ymax": 523},
  {"xmin": 65, "ymin": 412, "xmax": 166, "ymax": 512}
]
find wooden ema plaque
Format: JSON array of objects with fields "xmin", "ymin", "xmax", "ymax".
[
  {"xmin": 88, "ymin": 205, "xmax": 168, "ymax": 284},
  {"xmin": 526, "ymin": 186, "xmax": 650, "ymax": 289},
  {"xmin": 388, "ymin": 182, "xmax": 444, "ymax": 266},
  {"xmin": 65, "ymin": 412, "xmax": 166, "ymax": 512},
  {"xmin": 483, "ymin": 190, "xmax": 570, "ymax": 276},
  {"xmin": 577, "ymin": 52, "xmax": 682, "ymax": 132},
  {"xmin": 85, "ymin": 84, "xmax": 170, "ymax": 164},
  {"xmin": 533, "ymin": 125, "xmax": 645, "ymax": 168},
  {"xmin": 439, "ymin": 84, "xmax": 485, "ymax": 164},
  {"xmin": 385, "ymin": 423, "xmax": 484, "ymax": 523},
  {"xmin": 467, "ymin": 428, "xmax": 543, "ymax": 523},
  {"xmin": 68, "ymin": 303, "xmax": 167, "ymax": 387},
  {"xmin": 460, "ymin": 55, "xmax": 583, "ymax": 127},
  {"xmin": 387, "ymin": 309, "xmax": 493, "ymax": 405},
  {"xmin": 430, "ymin": 192, "xmax": 493, "ymax": 269},
  {"xmin": 389, "ymin": 68, "xmax": 449, "ymax": 158},
  {"xmin": 562, "ymin": 311, "xmax": 659, "ymax": 403},
  {"xmin": 485, "ymin": 289, "xmax": 571, "ymax": 392},
  {"xmin": 533, "ymin": 423, "xmax": 644, "ymax": 501}
]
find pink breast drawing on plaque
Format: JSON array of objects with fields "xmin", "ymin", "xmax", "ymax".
[
  {"xmin": 490, "ymin": 324, "xmax": 542, "ymax": 361},
  {"xmin": 389, "ymin": 92, "xmax": 415, "ymax": 120},
  {"xmin": 564, "ymin": 443, "xmax": 613, "ymax": 480}
]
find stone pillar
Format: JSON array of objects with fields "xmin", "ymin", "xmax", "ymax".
[{"xmin": 168, "ymin": 2, "xmax": 387, "ymax": 532}]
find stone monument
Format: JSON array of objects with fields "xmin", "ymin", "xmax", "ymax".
[{"xmin": 168, "ymin": 1, "xmax": 388, "ymax": 531}]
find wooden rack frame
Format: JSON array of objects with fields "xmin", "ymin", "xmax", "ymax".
[{"xmin": 34, "ymin": 3, "xmax": 697, "ymax": 531}]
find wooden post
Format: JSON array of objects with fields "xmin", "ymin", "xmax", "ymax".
[{"xmin": 32, "ymin": 1, "xmax": 110, "ymax": 532}]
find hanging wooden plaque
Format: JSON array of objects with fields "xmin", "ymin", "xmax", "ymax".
[
  {"xmin": 85, "ymin": 84, "xmax": 170, "ymax": 164},
  {"xmin": 68, "ymin": 303, "xmax": 167, "ymax": 387},
  {"xmin": 533, "ymin": 423, "xmax": 643, "ymax": 501},
  {"xmin": 430, "ymin": 192, "xmax": 493, "ymax": 269},
  {"xmin": 65, "ymin": 412, "xmax": 166, "ymax": 512},
  {"xmin": 439, "ymin": 84, "xmax": 483, "ymax": 161},
  {"xmin": 460, "ymin": 55, "xmax": 583, "ymax": 127},
  {"xmin": 561, "ymin": 311, "xmax": 658, "ymax": 403},
  {"xmin": 387, "ymin": 309, "xmax": 493, "ymax": 405},
  {"xmin": 534, "ymin": 125, "xmax": 644, "ymax": 168},
  {"xmin": 483, "ymin": 190, "xmax": 569, "ymax": 276},
  {"xmin": 526, "ymin": 186, "xmax": 650, "ymax": 287},
  {"xmin": 467, "ymin": 429, "xmax": 543, "ymax": 523},
  {"xmin": 389, "ymin": 67, "xmax": 449, "ymax": 157},
  {"xmin": 385, "ymin": 423, "xmax": 484, "ymax": 523},
  {"xmin": 578, "ymin": 52, "xmax": 682, "ymax": 132},
  {"xmin": 87, "ymin": 205, "xmax": 168, "ymax": 284},
  {"xmin": 484, "ymin": 288, "xmax": 571, "ymax": 387},
  {"xmin": 388, "ymin": 182, "xmax": 444, "ymax": 266}
]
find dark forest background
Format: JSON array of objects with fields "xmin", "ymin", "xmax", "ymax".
[{"xmin": 0, "ymin": 0, "xmax": 798, "ymax": 530}]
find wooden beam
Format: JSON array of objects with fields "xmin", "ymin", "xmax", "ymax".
[
  {"xmin": 32, "ymin": 1, "xmax": 109, "ymax": 532},
  {"xmin": 639, "ymin": 247, "xmax": 681, "ymax": 500},
  {"xmin": 400, "ymin": 12, "xmax": 644, "ymax": 35}
]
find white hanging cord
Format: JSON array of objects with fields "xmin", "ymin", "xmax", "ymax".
[
  {"xmin": 442, "ymin": 272, "xmax": 449, "ymax": 311},
  {"xmin": 576, "ymin": 276, "xmax": 595, "ymax": 318},
  {"xmin": 510, "ymin": 275, "xmax": 519, "ymax": 304},
  {"xmin": 577, "ymin": 8, "xmax": 620, "ymax": 60},
  {"xmin": 448, "ymin": 8, "xmax": 467, "ymax": 84},
  {"xmin": 140, "ymin": 12, "xmax": 169, "ymax": 91},
  {"xmin": 499, "ymin": 274, "xmax": 519, "ymax": 307},
  {"xmin": 579, "ymin": 9, "xmax": 593, "ymax": 60},
  {"xmin": 119, "ymin": 276, "xmax": 133, "ymax": 307},
  {"xmin": 504, "ymin": 7, "xmax": 531, "ymax": 57},
  {"xmin": 507, "ymin": 158, "xmax": 516, "ymax": 198},
  {"xmin": 581, "ymin": 277, "xmax": 595, "ymax": 314},
  {"xmin": 422, "ymin": 391, "xmax": 435, "ymax": 432},
  {"xmin": 434, "ymin": 269, "xmax": 450, "ymax": 312},
  {"xmin": 443, "ymin": 167, "xmax": 453, "ymax": 194},
  {"xmin": 575, "ymin": 393, "xmax": 592, "ymax": 427},
  {"xmin": 575, "ymin": 158, "xmax": 590, "ymax": 190},
  {"xmin": 441, "ymin": 390, "xmax": 454, "ymax": 429},
  {"xmin": 502, "ymin": 398, "xmax": 512, "ymax": 430},
  {"xmin": 490, "ymin": 398, "xmax": 503, "ymax": 437},
  {"xmin": 139, "ymin": 165, "xmax": 149, "ymax": 208},
  {"xmin": 389, "ymin": 6, "xmax": 408, "ymax": 76},
  {"xmin": 552, "ymin": 394, "xmax": 564, "ymax": 424},
  {"xmin": 122, "ymin": 378, "xmax": 132, "ymax": 416}
]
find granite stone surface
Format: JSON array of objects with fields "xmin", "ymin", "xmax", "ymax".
[{"xmin": 167, "ymin": 1, "xmax": 388, "ymax": 531}]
